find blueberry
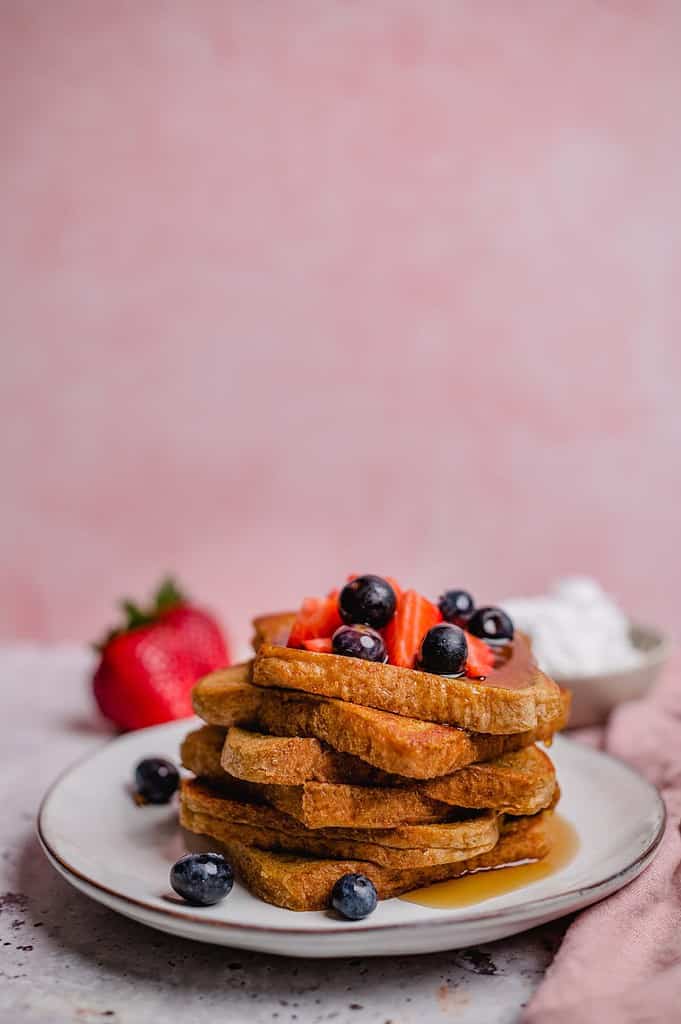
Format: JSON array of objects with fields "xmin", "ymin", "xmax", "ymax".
[
  {"xmin": 331, "ymin": 873, "xmax": 378, "ymax": 920},
  {"xmin": 332, "ymin": 624, "xmax": 387, "ymax": 663},
  {"xmin": 438, "ymin": 589, "xmax": 475, "ymax": 626},
  {"xmin": 467, "ymin": 606, "xmax": 514, "ymax": 644},
  {"xmin": 418, "ymin": 623, "xmax": 468, "ymax": 675},
  {"xmin": 170, "ymin": 852, "xmax": 234, "ymax": 906},
  {"xmin": 134, "ymin": 757, "xmax": 179, "ymax": 804},
  {"xmin": 338, "ymin": 575, "xmax": 397, "ymax": 629}
]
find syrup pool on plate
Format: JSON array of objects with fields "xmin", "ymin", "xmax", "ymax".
[{"xmin": 401, "ymin": 814, "xmax": 579, "ymax": 909}]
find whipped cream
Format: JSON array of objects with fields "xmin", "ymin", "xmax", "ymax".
[{"xmin": 502, "ymin": 577, "xmax": 642, "ymax": 679}]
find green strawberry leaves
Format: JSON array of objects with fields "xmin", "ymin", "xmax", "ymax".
[{"xmin": 94, "ymin": 576, "xmax": 188, "ymax": 650}]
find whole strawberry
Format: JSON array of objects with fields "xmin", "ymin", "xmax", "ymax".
[{"xmin": 93, "ymin": 578, "xmax": 230, "ymax": 731}]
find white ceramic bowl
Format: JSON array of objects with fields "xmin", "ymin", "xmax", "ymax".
[{"xmin": 555, "ymin": 623, "xmax": 672, "ymax": 729}]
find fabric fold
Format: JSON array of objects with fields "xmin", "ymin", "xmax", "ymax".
[{"xmin": 523, "ymin": 658, "xmax": 681, "ymax": 1023}]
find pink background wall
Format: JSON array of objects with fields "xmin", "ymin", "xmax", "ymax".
[{"xmin": 2, "ymin": 2, "xmax": 681, "ymax": 651}]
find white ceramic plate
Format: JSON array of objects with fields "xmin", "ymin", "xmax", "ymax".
[{"xmin": 37, "ymin": 721, "xmax": 665, "ymax": 957}]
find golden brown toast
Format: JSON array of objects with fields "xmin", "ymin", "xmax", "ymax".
[
  {"xmin": 258, "ymin": 757, "xmax": 555, "ymax": 826},
  {"xmin": 259, "ymin": 781, "xmax": 451, "ymax": 829},
  {"xmin": 222, "ymin": 725, "xmax": 393, "ymax": 785},
  {"xmin": 419, "ymin": 745, "xmax": 557, "ymax": 816},
  {"xmin": 180, "ymin": 725, "xmax": 227, "ymax": 780},
  {"xmin": 182, "ymin": 723, "xmax": 401, "ymax": 790},
  {"xmin": 252, "ymin": 611, "xmax": 296, "ymax": 651},
  {"xmin": 253, "ymin": 635, "xmax": 562, "ymax": 734},
  {"xmin": 180, "ymin": 780, "xmax": 500, "ymax": 869},
  {"xmin": 182, "ymin": 726, "xmax": 557, "ymax": 826},
  {"xmin": 187, "ymin": 809, "xmax": 554, "ymax": 910},
  {"xmin": 182, "ymin": 726, "xmax": 451, "ymax": 827},
  {"xmin": 192, "ymin": 667, "xmax": 569, "ymax": 779}
]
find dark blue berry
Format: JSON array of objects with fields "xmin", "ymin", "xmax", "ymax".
[
  {"xmin": 170, "ymin": 852, "xmax": 234, "ymax": 906},
  {"xmin": 438, "ymin": 589, "xmax": 475, "ymax": 626},
  {"xmin": 332, "ymin": 624, "xmax": 387, "ymax": 663},
  {"xmin": 467, "ymin": 606, "xmax": 514, "ymax": 644},
  {"xmin": 418, "ymin": 623, "xmax": 468, "ymax": 675},
  {"xmin": 331, "ymin": 872, "xmax": 377, "ymax": 920},
  {"xmin": 134, "ymin": 757, "xmax": 179, "ymax": 804},
  {"xmin": 338, "ymin": 575, "xmax": 397, "ymax": 629}
]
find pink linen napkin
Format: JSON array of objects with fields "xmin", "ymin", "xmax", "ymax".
[{"xmin": 523, "ymin": 657, "xmax": 681, "ymax": 1023}]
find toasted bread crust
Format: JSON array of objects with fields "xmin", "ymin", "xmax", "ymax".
[
  {"xmin": 187, "ymin": 809, "xmax": 554, "ymax": 910},
  {"xmin": 261, "ymin": 780, "xmax": 450, "ymax": 828},
  {"xmin": 182, "ymin": 726, "xmax": 557, "ymax": 826},
  {"xmin": 181, "ymin": 779, "xmax": 493, "ymax": 848},
  {"xmin": 180, "ymin": 781, "xmax": 500, "ymax": 869},
  {"xmin": 180, "ymin": 725, "xmax": 227, "ymax": 780},
  {"xmin": 222, "ymin": 726, "xmax": 396, "ymax": 785},
  {"xmin": 252, "ymin": 612, "xmax": 296, "ymax": 651},
  {"xmin": 420, "ymin": 745, "xmax": 557, "ymax": 816},
  {"xmin": 254, "ymin": 637, "xmax": 562, "ymax": 734},
  {"xmin": 193, "ymin": 669, "xmax": 569, "ymax": 778}
]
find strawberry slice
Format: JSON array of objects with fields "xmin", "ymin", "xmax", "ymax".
[
  {"xmin": 288, "ymin": 597, "xmax": 342, "ymax": 648},
  {"xmin": 302, "ymin": 637, "xmax": 334, "ymax": 654},
  {"xmin": 464, "ymin": 631, "xmax": 496, "ymax": 678},
  {"xmin": 384, "ymin": 589, "xmax": 442, "ymax": 668}
]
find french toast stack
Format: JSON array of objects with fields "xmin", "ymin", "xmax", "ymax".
[{"xmin": 179, "ymin": 601, "xmax": 568, "ymax": 912}]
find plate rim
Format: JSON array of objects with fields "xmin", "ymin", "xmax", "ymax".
[{"xmin": 36, "ymin": 726, "xmax": 667, "ymax": 940}]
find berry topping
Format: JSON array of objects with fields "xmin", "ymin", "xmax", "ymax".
[
  {"xmin": 302, "ymin": 637, "xmax": 334, "ymax": 653},
  {"xmin": 383, "ymin": 590, "xmax": 442, "ymax": 668},
  {"xmin": 92, "ymin": 577, "xmax": 229, "ymax": 731},
  {"xmin": 418, "ymin": 623, "xmax": 468, "ymax": 676},
  {"xmin": 464, "ymin": 631, "xmax": 496, "ymax": 677},
  {"xmin": 170, "ymin": 852, "xmax": 234, "ymax": 906},
  {"xmin": 288, "ymin": 597, "xmax": 343, "ymax": 648},
  {"xmin": 134, "ymin": 757, "xmax": 180, "ymax": 804},
  {"xmin": 338, "ymin": 575, "xmax": 397, "ymax": 630},
  {"xmin": 467, "ymin": 606, "xmax": 514, "ymax": 644},
  {"xmin": 332, "ymin": 625, "xmax": 387, "ymax": 663},
  {"xmin": 438, "ymin": 589, "xmax": 475, "ymax": 626},
  {"xmin": 346, "ymin": 574, "xmax": 403, "ymax": 602},
  {"xmin": 331, "ymin": 872, "xmax": 378, "ymax": 920}
]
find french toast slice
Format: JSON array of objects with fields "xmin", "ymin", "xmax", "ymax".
[
  {"xmin": 219, "ymin": 724, "xmax": 568, "ymax": 790},
  {"xmin": 182, "ymin": 726, "xmax": 557, "ymax": 826},
  {"xmin": 253, "ymin": 635, "xmax": 561, "ymax": 734},
  {"xmin": 257, "ymin": 754, "xmax": 555, "ymax": 826},
  {"xmin": 223, "ymin": 725, "xmax": 388, "ymax": 785},
  {"xmin": 187, "ymin": 809, "xmax": 554, "ymax": 910},
  {"xmin": 182, "ymin": 727, "xmax": 452, "ymax": 827},
  {"xmin": 180, "ymin": 725, "xmax": 229, "ymax": 780},
  {"xmin": 183, "ymin": 724, "xmax": 397, "ymax": 787},
  {"xmin": 180, "ymin": 780, "xmax": 500, "ymax": 868},
  {"xmin": 419, "ymin": 745, "xmax": 557, "ymax": 816},
  {"xmin": 192, "ymin": 667, "xmax": 569, "ymax": 779},
  {"xmin": 259, "ymin": 781, "xmax": 452, "ymax": 829},
  {"xmin": 252, "ymin": 611, "xmax": 296, "ymax": 651}
]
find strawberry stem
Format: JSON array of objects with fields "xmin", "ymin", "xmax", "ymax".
[
  {"xmin": 154, "ymin": 577, "xmax": 186, "ymax": 613},
  {"xmin": 121, "ymin": 600, "xmax": 152, "ymax": 630},
  {"xmin": 94, "ymin": 576, "xmax": 187, "ymax": 651}
]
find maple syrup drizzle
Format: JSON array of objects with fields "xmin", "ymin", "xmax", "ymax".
[{"xmin": 401, "ymin": 814, "xmax": 579, "ymax": 909}]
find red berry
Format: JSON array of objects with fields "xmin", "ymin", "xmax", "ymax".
[
  {"xmin": 302, "ymin": 637, "xmax": 334, "ymax": 653},
  {"xmin": 384, "ymin": 590, "xmax": 442, "ymax": 668},
  {"xmin": 288, "ymin": 597, "xmax": 342, "ymax": 648},
  {"xmin": 92, "ymin": 578, "xmax": 229, "ymax": 731},
  {"xmin": 464, "ymin": 631, "xmax": 496, "ymax": 677},
  {"xmin": 160, "ymin": 605, "xmax": 229, "ymax": 677}
]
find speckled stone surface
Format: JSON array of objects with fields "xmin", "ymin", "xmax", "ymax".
[{"xmin": 0, "ymin": 647, "xmax": 568, "ymax": 1023}]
